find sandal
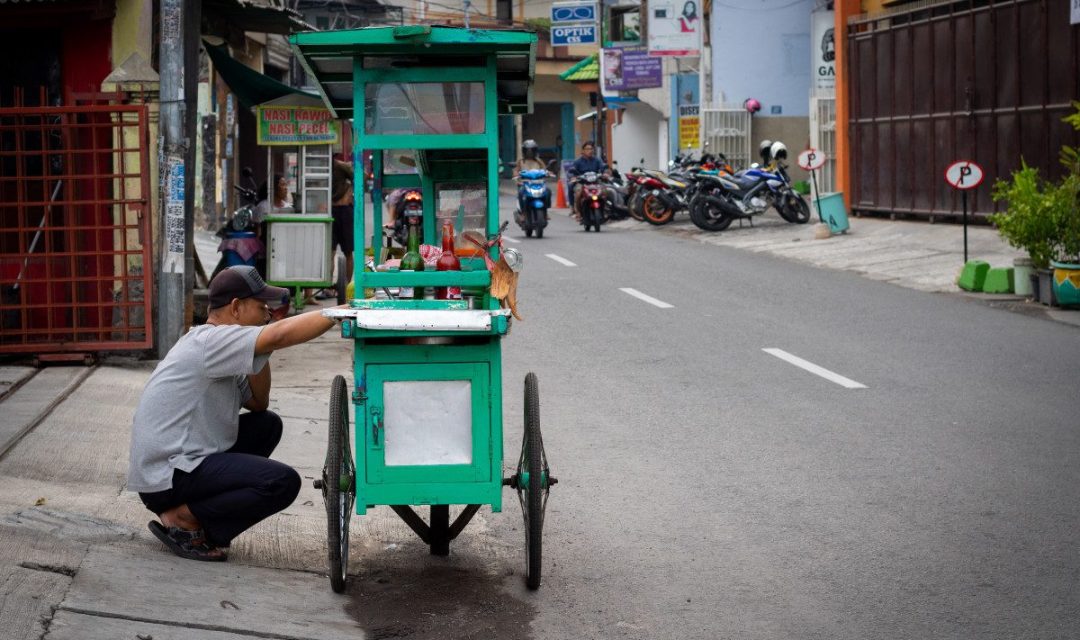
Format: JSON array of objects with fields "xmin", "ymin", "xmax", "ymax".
[{"xmin": 148, "ymin": 521, "xmax": 227, "ymax": 562}]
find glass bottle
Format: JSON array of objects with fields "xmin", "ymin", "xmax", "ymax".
[
  {"xmin": 399, "ymin": 214, "xmax": 424, "ymax": 299},
  {"xmin": 435, "ymin": 222, "xmax": 462, "ymax": 300}
]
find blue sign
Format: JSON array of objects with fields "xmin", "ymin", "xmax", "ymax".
[
  {"xmin": 551, "ymin": 2, "xmax": 596, "ymax": 23},
  {"xmin": 552, "ymin": 24, "xmax": 596, "ymax": 46}
]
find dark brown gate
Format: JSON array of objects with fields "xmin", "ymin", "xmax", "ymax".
[
  {"xmin": 0, "ymin": 101, "xmax": 153, "ymax": 355},
  {"xmin": 847, "ymin": 0, "xmax": 1080, "ymax": 219}
]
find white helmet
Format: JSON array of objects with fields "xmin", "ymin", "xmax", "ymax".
[
  {"xmin": 758, "ymin": 139, "xmax": 773, "ymax": 164},
  {"xmin": 769, "ymin": 141, "xmax": 788, "ymax": 162}
]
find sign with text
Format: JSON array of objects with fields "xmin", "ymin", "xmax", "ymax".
[
  {"xmin": 678, "ymin": 104, "xmax": 700, "ymax": 150},
  {"xmin": 798, "ymin": 148, "xmax": 827, "ymax": 172},
  {"xmin": 811, "ymin": 10, "xmax": 836, "ymax": 94},
  {"xmin": 257, "ymin": 106, "xmax": 340, "ymax": 146},
  {"xmin": 552, "ymin": 23, "xmax": 597, "ymax": 46},
  {"xmin": 648, "ymin": 0, "xmax": 702, "ymax": 56},
  {"xmin": 945, "ymin": 160, "xmax": 984, "ymax": 190},
  {"xmin": 601, "ymin": 47, "xmax": 663, "ymax": 92}
]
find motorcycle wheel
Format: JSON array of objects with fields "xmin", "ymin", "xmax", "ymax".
[
  {"xmin": 690, "ymin": 196, "xmax": 734, "ymax": 232},
  {"xmin": 629, "ymin": 192, "xmax": 646, "ymax": 221},
  {"xmin": 780, "ymin": 194, "xmax": 812, "ymax": 224},
  {"xmin": 536, "ymin": 224, "xmax": 544, "ymax": 239},
  {"xmin": 642, "ymin": 194, "xmax": 675, "ymax": 226}
]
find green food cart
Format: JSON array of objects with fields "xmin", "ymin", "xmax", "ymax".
[{"xmin": 290, "ymin": 25, "xmax": 556, "ymax": 592}]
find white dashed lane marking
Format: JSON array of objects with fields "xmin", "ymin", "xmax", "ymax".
[{"xmin": 762, "ymin": 348, "xmax": 867, "ymax": 389}]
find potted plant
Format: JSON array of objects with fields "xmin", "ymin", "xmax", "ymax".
[{"xmin": 991, "ymin": 102, "xmax": 1080, "ymax": 306}]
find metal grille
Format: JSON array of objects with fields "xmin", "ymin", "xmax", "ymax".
[
  {"xmin": 809, "ymin": 95, "xmax": 837, "ymax": 194},
  {"xmin": 847, "ymin": 0, "xmax": 1080, "ymax": 219},
  {"xmin": 0, "ymin": 102, "xmax": 153, "ymax": 354},
  {"xmin": 701, "ymin": 107, "xmax": 752, "ymax": 169}
]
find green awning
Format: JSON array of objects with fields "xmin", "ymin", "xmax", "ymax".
[
  {"xmin": 204, "ymin": 41, "xmax": 319, "ymax": 110},
  {"xmin": 289, "ymin": 26, "xmax": 538, "ymax": 119},
  {"xmin": 559, "ymin": 54, "xmax": 598, "ymax": 82}
]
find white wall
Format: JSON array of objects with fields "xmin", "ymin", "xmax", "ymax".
[
  {"xmin": 709, "ymin": 0, "xmax": 814, "ymax": 117},
  {"xmin": 611, "ymin": 102, "xmax": 662, "ymax": 170}
]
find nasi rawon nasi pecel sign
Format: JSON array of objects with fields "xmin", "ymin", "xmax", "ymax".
[{"xmin": 257, "ymin": 106, "xmax": 340, "ymax": 145}]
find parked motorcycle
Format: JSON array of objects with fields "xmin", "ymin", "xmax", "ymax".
[
  {"xmin": 689, "ymin": 142, "xmax": 811, "ymax": 232},
  {"xmin": 572, "ymin": 172, "xmax": 607, "ymax": 232},
  {"xmin": 640, "ymin": 169, "xmax": 699, "ymax": 226},
  {"xmin": 603, "ymin": 162, "xmax": 633, "ymax": 221},
  {"xmin": 211, "ymin": 176, "xmax": 264, "ymax": 280},
  {"xmin": 514, "ymin": 168, "xmax": 552, "ymax": 238}
]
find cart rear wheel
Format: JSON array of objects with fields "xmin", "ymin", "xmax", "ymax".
[
  {"xmin": 336, "ymin": 254, "xmax": 347, "ymax": 305},
  {"xmin": 516, "ymin": 372, "xmax": 549, "ymax": 590},
  {"xmin": 324, "ymin": 375, "xmax": 355, "ymax": 593}
]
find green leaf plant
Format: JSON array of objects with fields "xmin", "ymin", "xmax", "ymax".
[{"xmin": 990, "ymin": 102, "xmax": 1080, "ymax": 268}]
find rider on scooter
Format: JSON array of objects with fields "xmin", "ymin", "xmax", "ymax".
[
  {"xmin": 568, "ymin": 141, "xmax": 609, "ymax": 221},
  {"xmin": 515, "ymin": 139, "xmax": 547, "ymax": 212}
]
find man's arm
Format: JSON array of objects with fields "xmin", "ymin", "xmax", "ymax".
[
  {"xmin": 254, "ymin": 307, "xmax": 338, "ymax": 356},
  {"xmin": 244, "ymin": 361, "xmax": 271, "ymax": 411}
]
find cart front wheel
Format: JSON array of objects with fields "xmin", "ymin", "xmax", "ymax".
[
  {"xmin": 516, "ymin": 372, "xmax": 551, "ymax": 590},
  {"xmin": 324, "ymin": 375, "xmax": 355, "ymax": 593}
]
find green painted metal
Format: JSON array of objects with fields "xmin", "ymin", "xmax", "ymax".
[{"xmin": 288, "ymin": 26, "xmax": 531, "ymax": 522}]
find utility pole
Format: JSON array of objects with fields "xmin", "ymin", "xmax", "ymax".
[{"xmin": 157, "ymin": 0, "xmax": 199, "ymax": 356}]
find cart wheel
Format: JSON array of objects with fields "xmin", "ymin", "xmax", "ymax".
[
  {"xmin": 324, "ymin": 375, "xmax": 355, "ymax": 593},
  {"xmin": 336, "ymin": 254, "xmax": 347, "ymax": 305},
  {"xmin": 516, "ymin": 372, "xmax": 550, "ymax": 590}
]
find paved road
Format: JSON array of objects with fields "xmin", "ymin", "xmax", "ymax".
[
  {"xmin": 2, "ymin": 211, "xmax": 1077, "ymax": 639},
  {"xmin": 495, "ymin": 213, "xmax": 1080, "ymax": 639}
]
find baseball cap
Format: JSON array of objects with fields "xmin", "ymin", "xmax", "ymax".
[{"xmin": 208, "ymin": 266, "xmax": 290, "ymax": 309}]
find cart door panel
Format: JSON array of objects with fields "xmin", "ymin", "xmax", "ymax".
[{"xmin": 366, "ymin": 362, "xmax": 490, "ymax": 484}]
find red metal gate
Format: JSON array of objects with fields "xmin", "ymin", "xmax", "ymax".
[
  {"xmin": 0, "ymin": 102, "xmax": 153, "ymax": 354},
  {"xmin": 847, "ymin": 0, "xmax": 1080, "ymax": 219}
]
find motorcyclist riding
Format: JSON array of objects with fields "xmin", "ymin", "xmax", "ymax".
[
  {"xmin": 515, "ymin": 139, "xmax": 547, "ymax": 210},
  {"xmin": 568, "ymin": 141, "xmax": 608, "ymax": 221}
]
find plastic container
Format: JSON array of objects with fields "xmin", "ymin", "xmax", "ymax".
[{"xmin": 815, "ymin": 192, "xmax": 850, "ymax": 234}]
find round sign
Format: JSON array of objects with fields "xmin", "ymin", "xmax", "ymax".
[
  {"xmin": 945, "ymin": 160, "xmax": 984, "ymax": 190},
  {"xmin": 797, "ymin": 148, "xmax": 827, "ymax": 171}
]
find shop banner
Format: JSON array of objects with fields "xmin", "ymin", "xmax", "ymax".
[
  {"xmin": 257, "ymin": 106, "xmax": 340, "ymax": 145},
  {"xmin": 811, "ymin": 10, "xmax": 836, "ymax": 94},
  {"xmin": 647, "ymin": 0, "xmax": 702, "ymax": 56},
  {"xmin": 601, "ymin": 47, "xmax": 663, "ymax": 92},
  {"xmin": 678, "ymin": 104, "xmax": 700, "ymax": 150}
]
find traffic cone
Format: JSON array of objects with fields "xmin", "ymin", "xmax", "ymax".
[{"xmin": 556, "ymin": 177, "xmax": 567, "ymax": 209}]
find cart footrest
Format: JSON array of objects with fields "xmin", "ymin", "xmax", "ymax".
[{"xmin": 389, "ymin": 504, "xmax": 482, "ymax": 544}]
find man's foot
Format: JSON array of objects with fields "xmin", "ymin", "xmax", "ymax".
[{"xmin": 148, "ymin": 521, "xmax": 227, "ymax": 562}]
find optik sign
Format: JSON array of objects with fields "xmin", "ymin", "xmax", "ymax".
[{"xmin": 811, "ymin": 11, "xmax": 835, "ymax": 93}]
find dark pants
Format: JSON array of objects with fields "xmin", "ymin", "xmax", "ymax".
[{"xmin": 139, "ymin": 411, "xmax": 301, "ymax": 547}]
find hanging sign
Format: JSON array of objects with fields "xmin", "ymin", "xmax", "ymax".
[
  {"xmin": 551, "ymin": 2, "xmax": 597, "ymax": 45},
  {"xmin": 648, "ymin": 0, "xmax": 702, "ymax": 56},
  {"xmin": 678, "ymin": 104, "xmax": 700, "ymax": 149},
  {"xmin": 811, "ymin": 11, "xmax": 836, "ymax": 94},
  {"xmin": 552, "ymin": 24, "xmax": 597, "ymax": 46},
  {"xmin": 601, "ymin": 47, "xmax": 663, "ymax": 92},
  {"xmin": 257, "ymin": 106, "xmax": 340, "ymax": 146},
  {"xmin": 944, "ymin": 160, "xmax": 984, "ymax": 190},
  {"xmin": 798, "ymin": 148, "xmax": 827, "ymax": 171}
]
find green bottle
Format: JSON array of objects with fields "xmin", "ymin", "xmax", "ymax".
[{"xmin": 399, "ymin": 215, "xmax": 424, "ymax": 299}]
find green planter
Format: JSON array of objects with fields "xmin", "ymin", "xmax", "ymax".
[{"xmin": 1051, "ymin": 261, "xmax": 1080, "ymax": 307}]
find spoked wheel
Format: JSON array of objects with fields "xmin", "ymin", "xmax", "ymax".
[
  {"xmin": 515, "ymin": 372, "xmax": 554, "ymax": 590},
  {"xmin": 642, "ymin": 194, "xmax": 674, "ymax": 225},
  {"xmin": 323, "ymin": 375, "xmax": 355, "ymax": 593},
  {"xmin": 335, "ymin": 254, "xmax": 347, "ymax": 305}
]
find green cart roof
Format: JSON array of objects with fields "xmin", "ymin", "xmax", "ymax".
[{"xmin": 289, "ymin": 25, "xmax": 537, "ymax": 119}]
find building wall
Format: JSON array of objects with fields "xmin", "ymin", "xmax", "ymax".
[
  {"xmin": 612, "ymin": 103, "xmax": 662, "ymax": 171},
  {"xmin": 709, "ymin": 0, "xmax": 815, "ymax": 117},
  {"xmin": 751, "ymin": 116, "xmax": 809, "ymax": 183}
]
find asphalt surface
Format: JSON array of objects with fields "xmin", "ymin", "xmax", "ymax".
[
  {"xmin": 1, "ymin": 208, "xmax": 1077, "ymax": 639},
  {"xmin": 498, "ymin": 213, "xmax": 1080, "ymax": 639}
]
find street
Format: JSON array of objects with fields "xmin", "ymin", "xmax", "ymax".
[{"xmin": 1, "ymin": 212, "xmax": 1079, "ymax": 640}]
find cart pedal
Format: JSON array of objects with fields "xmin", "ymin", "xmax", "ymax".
[{"xmin": 548, "ymin": 476, "xmax": 558, "ymax": 487}]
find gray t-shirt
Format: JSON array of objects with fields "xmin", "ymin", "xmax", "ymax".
[{"xmin": 127, "ymin": 324, "xmax": 270, "ymax": 493}]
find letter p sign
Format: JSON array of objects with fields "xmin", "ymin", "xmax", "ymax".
[{"xmin": 945, "ymin": 160, "xmax": 984, "ymax": 190}]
